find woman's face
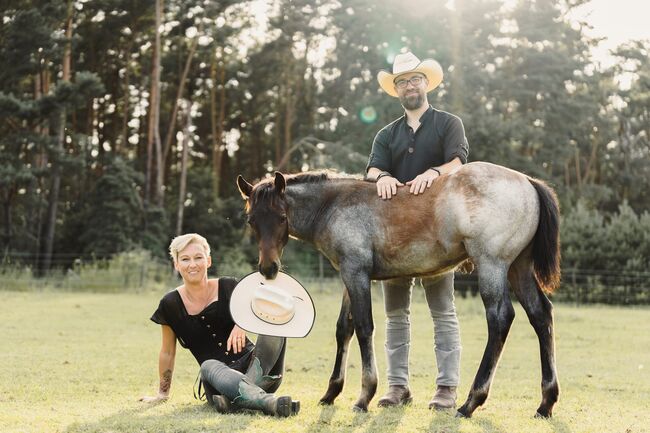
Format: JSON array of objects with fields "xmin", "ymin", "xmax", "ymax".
[{"xmin": 175, "ymin": 242, "xmax": 212, "ymax": 283}]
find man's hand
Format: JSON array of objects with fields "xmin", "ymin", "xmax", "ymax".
[
  {"xmin": 139, "ymin": 393, "xmax": 169, "ymax": 404},
  {"xmin": 227, "ymin": 325, "xmax": 247, "ymax": 354},
  {"xmin": 406, "ymin": 169, "xmax": 440, "ymax": 195},
  {"xmin": 376, "ymin": 175, "xmax": 403, "ymax": 200}
]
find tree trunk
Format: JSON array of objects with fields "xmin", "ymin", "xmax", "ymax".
[
  {"xmin": 2, "ymin": 188, "xmax": 14, "ymax": 252},
  {"xmin": 574, "ymin": 147, "xmax": 582, "ymax": 192},
  {"xmin": 120, "ymin": 40, "xmax": 133, "ymax": 155},
  {"xmin": 210, "ymin": 56, "xmax": 226, "ymax": 198},
  {"xmin": 145, "ymin": 0, "xmax": 162, "ymax": 209},
  {"xmin": 175, "ymin": 102, "xmax": 191, "ymax": 236},
  {"xmin": 450, "ymin": 0, "xmax": 464, "ymax": 113},
  {"xmin": 161, "ymin": 35, "xmax": 198, "ymax": 196},
  {"xmin": 40, "ymin": 0, "xmax": 73, "ymax": 273},
  {"xmin": 34, "ymin": 68, "xmax": 49, "ymax": 269}
]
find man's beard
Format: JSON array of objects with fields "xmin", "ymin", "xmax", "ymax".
[{"xmin": 399, "ymin": 91, "xmax": 425, "ymax": 110}]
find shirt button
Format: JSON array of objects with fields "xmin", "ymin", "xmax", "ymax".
[
  {"xmin": 218, "ymin": 342, "xmax": 222, "ymax": 346},
  {"xmin": 408, "ymin": 147, "xmax": 414, "ymax": 153},
  {"xmin": 212, "ymin": 334, "xmax": 216, "ymax": 338},
  {"xmin": 225, "ymin": 351, "xmax": 229, "ymax": 355},
  {"xmin": 206, "ymin": 324, "xmax": 211, "ymax": 328},
  {"xmin": 201, "ymin": 316, "xmax": 205, "ymax": 320}
]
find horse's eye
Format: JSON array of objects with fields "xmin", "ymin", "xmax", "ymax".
[
  {"xmin": 247, "ymin": 217, "xmax": 255, "ymax": 225},
  {"xmin": 280, "ymin": 214, "xmax": 287, "ymax": 222}
]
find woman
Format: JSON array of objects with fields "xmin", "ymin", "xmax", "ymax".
[{"xmin": 140, "ymin": 233, "xmax": 298, "ymax": 417}]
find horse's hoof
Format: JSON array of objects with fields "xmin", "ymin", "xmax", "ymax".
[
  {"xmin": 352, "ymin": 404, "xmax": 368, "ymax": 413},
  {"xmin": 318, "ymin": 398, "xmax": 334, "ymax": 406},
  {"xmin": 456, "ymin": 405, "xmax": 472, "ymax": 418},
  {"xmin": 534, "ymin": 410, "xmax": 552, "ymax": 419}
]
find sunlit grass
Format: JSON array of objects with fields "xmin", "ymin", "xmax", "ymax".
[{"xmin": 1, "ymin": 286, "xmax": 648, "ymax": 433}]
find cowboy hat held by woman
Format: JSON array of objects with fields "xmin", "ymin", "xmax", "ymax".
[{"xmin": 139, "ymin": 233, "xmax": 300, "ymax": 417}]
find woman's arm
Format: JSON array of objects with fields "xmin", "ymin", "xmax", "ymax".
[{"xmin": 140, "ymin": 325, "xmax": 177, "ymax": 402}]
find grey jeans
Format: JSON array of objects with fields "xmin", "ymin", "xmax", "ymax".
[{"xmin": 382, "ymin": 273, "xmax": 461, "ymax": 387}]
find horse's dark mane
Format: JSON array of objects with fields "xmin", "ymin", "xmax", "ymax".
[
  {"xmin": 286, "ymin": 170, "xmax": 361, "ymax": 185},
  {"xmin": 248, "ymin": 170, "xmax": 360, "ymax": 211}
]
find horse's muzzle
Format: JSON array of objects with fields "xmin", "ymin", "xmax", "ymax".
[{"xmin": 259, "ymin": 261, "xmax": 279, "ymax": 279}]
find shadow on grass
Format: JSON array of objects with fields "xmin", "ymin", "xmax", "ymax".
[
  {"xmin": 64, "ymin": 402, "xmax": 257, "ymax": 433},
  {"xmin": 448, "ymin": 410, "xmax": 572, "ymax": 433},
  {"xmin": 301, "ymin": 403, "xmax": 407, "ymax": 433},
  {"xmin": 427, "ymin": 409, "xmax": 462, "ymax": 433},
  {"xmin": 303, "ymin": 404, "xmax": 338, "ymax": 433},
  {"xmin": 361, "ymin": 406, "xmax": 407, "ymax": 433}
]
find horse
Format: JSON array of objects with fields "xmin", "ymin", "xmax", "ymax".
[{"xmin": 236, "ymin": 161, "xmax": 561, "ymax": 418}]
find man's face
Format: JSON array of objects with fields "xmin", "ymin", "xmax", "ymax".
[{"xmin": 394, "ymin": 72, "xmax": 428, "ymax": 110}]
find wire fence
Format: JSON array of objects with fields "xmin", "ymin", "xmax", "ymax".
[{"xmin": 1, "ymin": 252, "xmax": 649, "ymax": 305}]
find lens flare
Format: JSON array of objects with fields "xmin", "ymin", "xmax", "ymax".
[{"xmin": 359, "ymin": 106, "xmax": 377, "ymax": 124}]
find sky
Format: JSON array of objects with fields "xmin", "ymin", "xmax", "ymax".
[{"xmin": 568, "ymin": 0, "xmax": 650, "ymax": 67}]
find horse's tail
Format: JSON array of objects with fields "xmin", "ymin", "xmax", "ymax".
[{"xmin": 528, "ymin": 178, "xmax": 561, "ymax": 294}]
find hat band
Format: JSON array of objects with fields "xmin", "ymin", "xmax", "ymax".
[{"xmin": 250, "ymin": 284, "xmax": 296, "ymax": 325}]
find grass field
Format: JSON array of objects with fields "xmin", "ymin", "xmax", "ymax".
[{"xmin": 1, "ymin": 285, "xmax": 649, "ymax": 433}]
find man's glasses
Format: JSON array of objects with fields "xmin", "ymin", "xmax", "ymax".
[{"xmin": 394, "ymin": 75, "xmax": 425, "ymax": 89}]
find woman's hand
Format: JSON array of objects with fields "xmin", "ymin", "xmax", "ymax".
[
  {"xmin": 139, "ymin": 393, "xmax": 168, "ymax": 403},
  {"xmin": 227, "ymin": 325, "xmax": 247, "ymax": 354}
]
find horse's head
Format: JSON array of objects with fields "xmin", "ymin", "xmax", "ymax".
[{"xmin": 237, "ymin": 172, "xmax": 289, "ymax": 279}]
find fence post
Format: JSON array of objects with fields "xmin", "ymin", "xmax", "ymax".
[{"xmin": 318, "ymin": 254, "xmax": 324, "ymax": 292}]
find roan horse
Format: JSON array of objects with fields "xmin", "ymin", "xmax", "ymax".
[{"xmin": 237, "ymin": 161, "xmax": 560, "ymax": 418}]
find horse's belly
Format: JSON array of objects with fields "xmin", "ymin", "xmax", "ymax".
[{"xmin": 372, "ymin": 241, "xmax": 467, "ymax": 280}]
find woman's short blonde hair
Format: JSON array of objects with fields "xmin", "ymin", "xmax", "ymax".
[{"xmin": 169, "ymin": 233, "xmax": 211, "ymax": 262}]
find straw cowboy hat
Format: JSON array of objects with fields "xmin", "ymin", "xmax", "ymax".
[
  {"xmin": 230, "ymin": 271, "xmax": 315, "ymax": 338},
  {"xmin": 377, "ymin": 52, "xmax": 444, "ymax": 98}
]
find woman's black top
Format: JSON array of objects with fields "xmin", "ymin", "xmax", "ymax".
[{"xmin": 150, "ymin": 276, "xmax": 254, "ymax": 372}]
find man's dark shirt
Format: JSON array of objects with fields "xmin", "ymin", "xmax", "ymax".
[{"xmin": 366, "ymin": 106, "xmax": 469, "ymax": 183}]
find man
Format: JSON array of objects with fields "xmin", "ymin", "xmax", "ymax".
[{"xmin": 366, "ymin": 52, "xmax": 468, "ymax": 410}]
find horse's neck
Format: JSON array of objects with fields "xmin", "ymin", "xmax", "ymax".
[{"xmin": 286, "ymin": 182, "xmax": 330, "ymax": 243}]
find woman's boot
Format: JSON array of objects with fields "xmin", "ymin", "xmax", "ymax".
[
  {"xmin": 232, "ymin": 376, "xmax": 298, "ymax": 417},
  {"xmin": 200, "ymin": 359, "xmax": 298, "ymax": 417}
]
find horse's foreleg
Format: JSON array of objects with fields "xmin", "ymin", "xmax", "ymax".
[
  {"xmin": 319, "ymin": 289, "xmax": 355, "ymax": 405},
  {"xmin": 341, "ymin": 268, "xmax": 377, "ymax": 412},
  {"xmin": 509, "ymin": 252, "xmax": 559, "ymax": 418},
  {"xmin": 458, "ymin": 261, "xmax": 514, "ymax": 418}
]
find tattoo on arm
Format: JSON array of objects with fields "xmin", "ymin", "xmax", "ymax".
[{"xmin": 160, "ymin": 369, "xmax": 172, "ymax": 394}]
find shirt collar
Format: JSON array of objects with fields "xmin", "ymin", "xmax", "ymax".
[{"xmin": 401, "ymin": 105, "xmax": 433, "ymax": 129}]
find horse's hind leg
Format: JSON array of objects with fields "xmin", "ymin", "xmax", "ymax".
[
  {"xmin": 458, "ymin": 259, "xmax": 514, "ymax": 418},
  {"xmin": 508, "ymin": 249, "xmax": 559, "ymax": 417},
  {"xmin": 319, "ymin": 288, "xmax": 355, "ymax": 405}
]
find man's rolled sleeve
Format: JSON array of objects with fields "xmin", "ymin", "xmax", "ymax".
[
  {"xmin": 443, "ymin": 116, "xmax": 469, "ymax": 164},
  {"xmin": 366, "ymin": 128, "xmax": 391, "ymax": 172}
]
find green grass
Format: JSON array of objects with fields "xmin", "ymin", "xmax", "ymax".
[{"xmin": 1, "ymin": 286, "xmax": 649, "ymax": 433}]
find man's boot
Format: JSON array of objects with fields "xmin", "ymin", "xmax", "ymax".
[
  {"xmin": 428, "ymin": 385, "xmax": 457, "ymax": 410},
  {"xmin": 377, "ymin": 385, "xmax": 413, "ymax": 407}
]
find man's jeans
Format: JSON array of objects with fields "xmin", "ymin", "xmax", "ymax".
[{"xmin": 382, "ymin": 273, "xmax": 461, "ymax": 387}]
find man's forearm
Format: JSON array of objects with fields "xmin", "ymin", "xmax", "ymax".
[
  {"xmin": 431, "ymin": 157, "xmax": 462, "ymax": 175},
  {"xmin": 367, "ymin": 167, "xmax": 388, "ymax": 181}
]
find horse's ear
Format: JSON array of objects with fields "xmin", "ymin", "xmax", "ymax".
[
  {"xmin": 274, "ymin": 171, "xmax": 286, "ymax": 195},
  {"xmin": 237, "ymin": 175, "xmax": 253, "ymax": 199}
]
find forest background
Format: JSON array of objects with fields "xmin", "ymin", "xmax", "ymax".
[{"xmin": 1, "ymin": 0, "xmax": 649, "ymax": 303}]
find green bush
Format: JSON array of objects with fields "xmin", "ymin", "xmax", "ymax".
[{"xmin": 0, "ymin": 249, "xmax": 174, "ymax": 292}]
